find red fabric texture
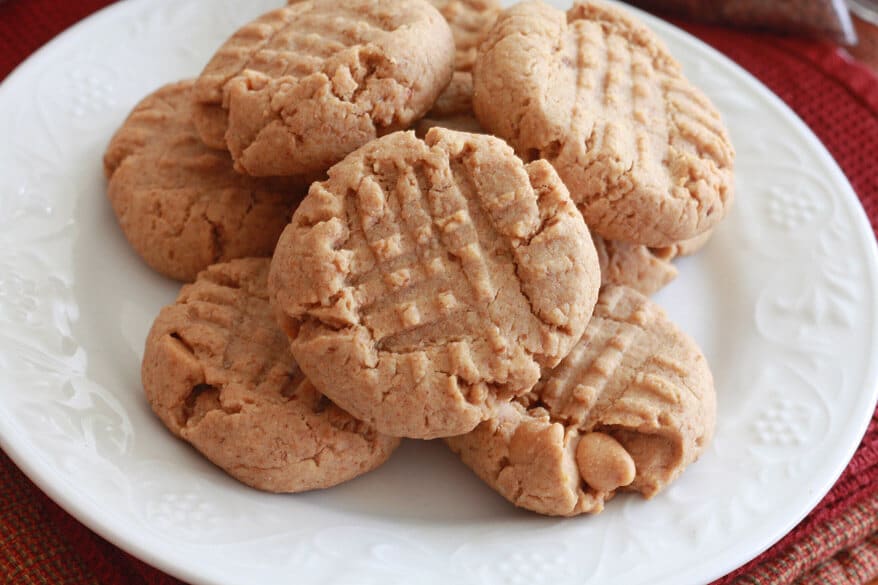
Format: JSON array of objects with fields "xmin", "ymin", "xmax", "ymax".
[
  {"xmin": 802, "ymin": 529, "xmax": 878, "ymax": 585},
  {"xmin": 1, "ymin": 2, "xmax": 877, "ymax": 585},
  {"xmin": 0, "ymin": 0, "xmax": 117, "ymax": 81}
]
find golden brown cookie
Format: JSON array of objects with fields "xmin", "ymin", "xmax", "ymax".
[
  {"xmin": 428, "ymin": 0, "xmax": 501, "ymax": 72},
  {"xmin": 142, "ymin": 258, "xmax": 399, "ymax": 493},
  {"xmin": 104, "ymin": 80, "xmax": 306, "ymax": 282},
  {"xmin": 472, "ymin": 0, "xmax": 735, "ymax": 247},
  {"xmin": 194, "ymin": 0, "xmax": 455, "ymax": 177},
  {"xmin": 447, "ymin": 285, "xmax": 716, "ymax": 516},
  {"xmin": 593, "ymin": 235, "xmax": 677, "ymax": 296},
  {"xmin": 269, "ymin": 128, "xmax": 600, "ymax": 439}
]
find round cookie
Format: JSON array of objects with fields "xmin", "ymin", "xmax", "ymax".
[
  {"xmin": 194, "ymin": 0, "xmax": 455, "ymax": 177},
  {"xmin": 104, "ymin": 80, "xmax": 307, "ymax": 282},
  {"xmin": 269, "ymin": 128, "xmax": 601, "ymax": 439},
  {"xmin": 427, "ymin": 0, "xmax": 501, "ymax": 72},
  {"xmin": 593, "ymin": 234, "xmax": 677, "ymax": 296},
  {"xmin": 472, "ymin": 0, "xmax": 735, "ymax": 247},
  {"xmin": 142, "ymin": 258, "xmax": 399, "ymax": 493},
  {"xmin": 447, "ymin": 285, "xmax": 716, "ymax": 516}
]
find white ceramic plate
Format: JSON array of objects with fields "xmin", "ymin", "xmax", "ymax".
[{"xmin": 1, "ymin": 1, "xmax": 876, "ymax": 584}]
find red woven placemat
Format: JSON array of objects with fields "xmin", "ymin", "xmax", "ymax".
[{"xmin": 1, "ymin": 2, "xmax": 877, "ymax": 584}]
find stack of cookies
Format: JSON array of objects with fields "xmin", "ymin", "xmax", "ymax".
[{"xmin": 106, "ymin": 0, "xmax": 733, "ymax": 517}]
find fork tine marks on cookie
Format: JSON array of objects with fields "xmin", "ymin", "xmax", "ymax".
[
  {"xmin": 143, "ymin": 259, "xmax": 400, "ymax": 493},
  {"xmin": 473, "ymin": 0, "xmax": 734, "ymax": 247},
  {"xmin": 447, "ymin": 285, "xmax": 716, "ymax": 516},
  {"xmin": 269, "ymin": 129, "xmax": 600, "ymax": 439}
]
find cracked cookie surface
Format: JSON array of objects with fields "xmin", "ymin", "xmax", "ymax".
[
  {"xmin": 104, "ymin": 80, "xmax": 306, "ymax": 282},
  {"xmin": 446, "ymin": 285, "xmax": 715, "ymax": 516},
  {"xmin": 195, "ymin": 0, "xmax": 455, "ymax": 177},
  {"xmin": 142, "ymin": 258, "xmax": 399, "ymax": 492},
  {"xmin": 269, "ymin": 128, "xmax": 600, "ymax": 439},
  {"xmin": 472, "ymin": 0, "xmax": 735, "ymax": 247}
]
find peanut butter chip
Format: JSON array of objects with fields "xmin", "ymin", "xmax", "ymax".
[{"xmin": 576, "ymin": 432, "xmax": 636, "ymax": 492}]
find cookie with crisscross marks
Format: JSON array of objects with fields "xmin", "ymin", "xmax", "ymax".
[
  {"xmin": 142, "ymin": 258, "xmax": 399, "ymax": 492},
  {"xmin": 446, "ymin": 285, "xmax": 715, "ymax": 516},
  {"xmin": 194, "ymin": 0, "xmax": 454, "ymax": 177},
  {"xmin": 104, "ymin": 80, "xmax": 307, "ymax": 282},
  {"xmin": 472, "ymin": 0, "xmax": 734, "ymax": 247},
  {"xmin": 269, "ymin": 128, "xmax": 600, "ymax": 439}
]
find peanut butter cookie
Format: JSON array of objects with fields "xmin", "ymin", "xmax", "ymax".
[
  {"xmin": 194, "ymin": 0, "xmax": 455, "ymax": 176},
  {"xmin": 269, "ymin": 128, "xmax": 600, "ymax": 439},
  {"xmin": 142, "ymin": 258, "xmax": 399, "ymax": 493},
  {"xmin": 447, "ymin": 285, "xmax": 716, "ymax": 516},
  {"xmin": 104, "ymin": 80, "xmax": 306, "ymax": 282},
  {"xmin": 473, "ymin": 0, "xmax": 735, "ymax": 247}
]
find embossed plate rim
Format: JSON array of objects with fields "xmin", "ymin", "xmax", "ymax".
[
  {"xmin": 0, "ymin": 1, "xmax": 877, "ymax": 584},
  {"xmin": 658, "ymin": 16, "xmax": 878, "ymax": 585}
]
